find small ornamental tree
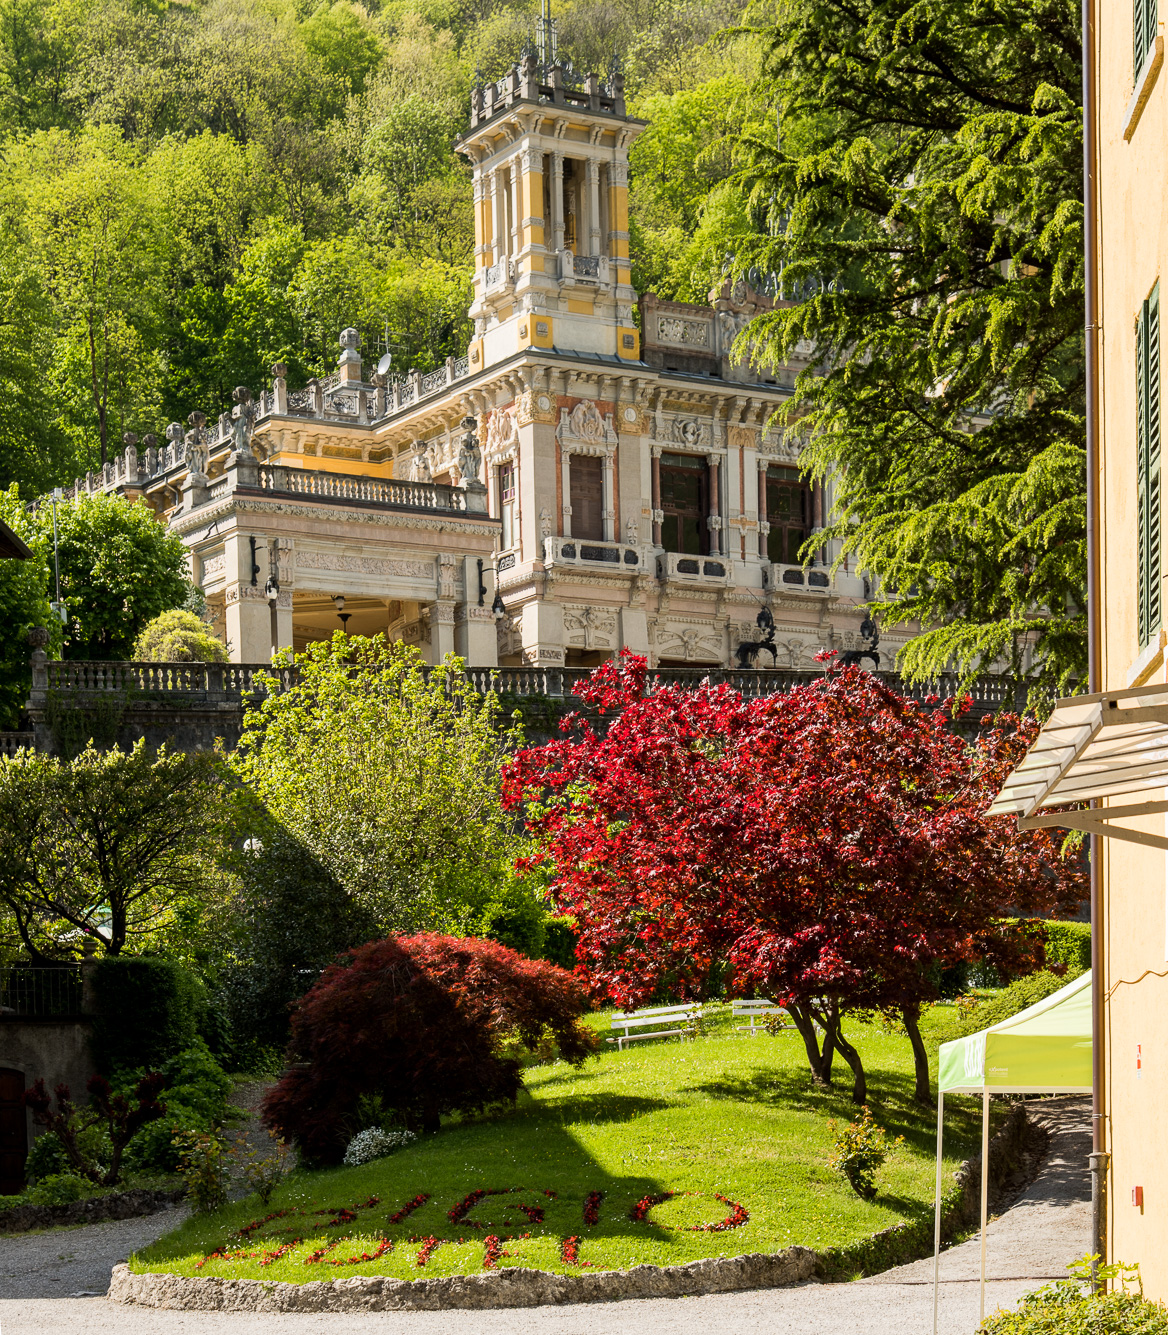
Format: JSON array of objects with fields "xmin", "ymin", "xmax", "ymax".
[
  {"xmin": 502, "ymin": 654, "xmax": 1085, "ymax": 1104},
  {"xmin": 261, "ymin": 934, "xmax": 596, "ymax": 1162}
]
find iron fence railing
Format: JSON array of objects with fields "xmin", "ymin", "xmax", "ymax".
[{"xmin": 0, "ymin": 967, "xmax": 84, "ymax": 1018}]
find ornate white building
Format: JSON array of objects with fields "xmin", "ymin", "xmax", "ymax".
[{"xmin": 75, "ymin": 57, "xmax": 891, "ymax": 672}]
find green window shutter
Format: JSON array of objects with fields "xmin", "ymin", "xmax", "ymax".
[
  {"xmin": 1136, "ymin": 0, "xmax": 1158, "ymax": 77},
  {"xmin": 1138, "ymin": 285, "xmax": 1162, "ymax": 647}
]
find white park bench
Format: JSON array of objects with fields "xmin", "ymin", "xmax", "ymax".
[
  {"xmin": 733, "ymin": 999, "xmax": 797, "ymax": 1036},
  {"xmin": 607, "ymin": 1003, "xmax": 703, "ymax": 1050}
]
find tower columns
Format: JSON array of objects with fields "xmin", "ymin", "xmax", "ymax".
[
  {"xmin": 510, "ymin": 163, "xmax": 522, "ymax": 258},
  {"xmin": 491, "ymin": 169, "xmax": 506, "ymax": 262},
  {"xmin": 551, "ymin": 152, "xmax": 565, "ymax": 253},
  {"xmin": 586, "ymin": 159, "xmax": 601, "ymax": 257}
]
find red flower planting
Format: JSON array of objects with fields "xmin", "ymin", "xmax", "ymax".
[
  {"xmin": 483, "ymin": 1235, "xmax": 509, "ymax": 1269},
  {"xmin": 560, "ymin": 1235, "xmax": 594, "ymax": 1267},
  {"xmin": 583, "ymin": 1191, "xmax": 603, "ymax": 1226},
  {"xmin": 415, "ymin": 1236, "xmax": 443, "ymax": 1267},
  {"xmin": 629, "ymin": 1191, "xmax": 749, "ymax": 1231},
  {"xmin": 448, "ymin": 1187, "xmax": 545, "ymax": 1229},
  {"xmin": 388, "ymin": 1193, "xmax": 430, "ymax": 1225}
]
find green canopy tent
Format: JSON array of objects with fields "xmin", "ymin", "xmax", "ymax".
[{"xmin": 931, "ymin": 970, "xmax": 1092, "ymax": 1333}]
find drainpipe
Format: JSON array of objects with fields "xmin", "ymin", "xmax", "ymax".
[{"xmin": 1081, "ymin": 0, "xmax": 1108, "ymax": 1288}]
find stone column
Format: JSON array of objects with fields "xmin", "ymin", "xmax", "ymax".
[
  {"xmin": 560, "ymin": 445, "xmax": 573, "ymax": 538},
  {"xmin": 430, "ymin": 602, "xmax": 457, "ymax": 662},
  {"xmin": 510, "ymin": 160, "xmax": 522, "ymax": 260},
  {"xmin": 586, "ymin": 159, "xmax": 601, "ymax": 257},
  {"xmin": 223, "ymin": 533, "xmax": 273, "ymax": 663},
  {"xmin": 757, "ymin": 457, "xmax": 769, "ymax": 560},
  {"xmin": 456, "ymin": 558, "xmax": 499, "ymax": 667},
  {"xmin": 551, "ymin": 152, "xmax": 565, "ymax": 254},
  {"xmin": 707, "ymin": 454, "xmax": 721, "ymax": 557},
  {"xmin": 600, "ymin": 452, "xmax": 615, "ymax": 542},
  {"xmin": 651, "ymin": 448, "xmax": 663, "ymax": 547},
  {"xmin": 492, "ymin": 169, "xmax": 506, "ymax": 261}
]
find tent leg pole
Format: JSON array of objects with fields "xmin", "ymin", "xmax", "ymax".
[
  {"xmin": 933, "ymin": 1091, "xmax": 944, "ymax": 1335},
  {"xmin": 980, "ymin": 1090, "xmax": 990, "ymax": 1324}
]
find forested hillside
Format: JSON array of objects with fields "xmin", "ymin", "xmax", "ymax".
[{"xmin": 0, "ymin": 0, "xmax": 758, "ymax": 493}]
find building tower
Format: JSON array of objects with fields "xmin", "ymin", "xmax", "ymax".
[{"xmin": 458, "ymin": 54, "xmax": 644, "ymax": 371}]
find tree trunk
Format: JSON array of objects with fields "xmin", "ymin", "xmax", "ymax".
[
  {"xmin": 832, "ymin": 1021, "xmax": 867, "ymax": 1104},
  {"xmin": 787, "ymin": 1002, "xmax": 833, "ymax": 1087},
  {"xmin": 902, "ymin": 1004, "xmax": 934, "ymax": 1105}
]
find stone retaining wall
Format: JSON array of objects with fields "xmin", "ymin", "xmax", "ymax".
[{"xmin": 0, "ymin": 1186, "xmax": 184, "ymax": 1234}]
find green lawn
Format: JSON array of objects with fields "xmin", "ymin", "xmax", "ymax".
[{"xmin": 133, "ymin": 1004, "xmax": 990, "ymax": 1283}]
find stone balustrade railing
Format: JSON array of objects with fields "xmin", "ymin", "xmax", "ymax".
[
  {"xmin": 255, "ymin": 466, "xmax": 466, "ymax": 511},
  {"xmin": 35, "ymin": 660, "xmax": 297, "ymax": 698},
  {"xmin": 28, "ymin": 659, "xmax": 1014, "ymax": 715}
]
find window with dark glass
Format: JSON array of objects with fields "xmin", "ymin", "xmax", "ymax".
[
  {"xmin": 498, "ymin": 462, "xmax": 516, "ymax": 549},
  {"xmin": 1138, "ymin": 283, "xmax": 1162, "ymax": 647},
  {"xmin": 569, "ymin": 455, "xmax": 604, "ymax": 541},
  {"xmin": 660, "ymin": 452, "xmax": 708, "ymax": 555},
  {"xmin": 766, "ymin": 465, "xmax": 813, "ymax": 565}
]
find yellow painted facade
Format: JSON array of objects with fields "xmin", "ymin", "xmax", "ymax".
[{"xmin": 1097, "ymin": 0, "xmax": 1168, "ymax": 1293}]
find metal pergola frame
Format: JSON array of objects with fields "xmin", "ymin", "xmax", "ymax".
[{"xmin": 988, "ymin": 681, "xmax": 1168, "ymax": 851}]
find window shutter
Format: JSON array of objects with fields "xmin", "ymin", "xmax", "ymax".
[
  {"xmin": 1138, "ymin": 285, "xmax": 1162, "ymax": 647},
  {"xmin": 569, "ymin": 455, "xmax": 604, "ymax": 541},
  {"xmin": 1136, "ymin": 0, "xmax": 1158, "ymax": 77}
]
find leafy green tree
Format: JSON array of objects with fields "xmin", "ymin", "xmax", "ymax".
[
  {"xmin": 727, "ymin": 0, "xmax": 1084, "ymax": 699},
  {"xmin": 132, "ymin": 608, "xmax": 228, "ymax": 663},
  {"xmin": 8, "ymin": 126, "xmax": 168, "ymax": 465},
  {"xmin": 0, "ymin": 484, "xmax": 51, "ymax": 727},
  {"xmin": 234, "ymin": 636, "xmax": 525, "ymax": 937},
  {"xmin": 28, "ymin": 492, "xmax": 189, "ymax": 659},
  {"xmin": 0, "ymin": 741, "xmax": 229, "ymax": 961}
]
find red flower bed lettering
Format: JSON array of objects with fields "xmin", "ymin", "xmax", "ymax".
[
  {"xmin": 388, "ymin": 1192, "xmax": 430, "ymax": 1225},
  {"xmin": 482, "ymin": 1235, "xmax": 508, "ymax": 1269},
  {"xmin": 448, "ymin": 1187, "xmax": 547, "ymax": 1229},
  {"xmin": 415, "ymin": 1236, "xmax": 442, "ymax": 1267},
  {"xmin": 583, "ymin": 1191, "xmax": 603, "ymax": 1226},
  {"xmin": 559, "ymin": 1235, "xmax": 594, "ymax": 1267},
  {"xmin": 629, "ymin": 1191, "xmax": 749, "ymax": 1231}
]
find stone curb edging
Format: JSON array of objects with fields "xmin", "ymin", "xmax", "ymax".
[
  {"xmin": 0, "ymin": 1186, "xmax": 185, "ymax": 1235},
  {"xmin": 107, "ymin": 1101, "xmax": 1040, "ymax": 1312},
  {"xmin": 108, "ymin": 1248, "xmax": 820, "ymax": 1311}
]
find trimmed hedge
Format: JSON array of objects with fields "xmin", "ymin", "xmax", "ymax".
[
  {"xmin": 1043, "ymin": 920, "xmax": 1091, "ymax": 974},
  {"xmin": 90, "ymin": 956, "xmax": 205, "ymax": 1075}
]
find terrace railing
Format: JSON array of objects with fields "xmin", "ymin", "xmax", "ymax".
[{"xmin": 0, "ymin": 967, "xmax": 84, "ymax": 1018}]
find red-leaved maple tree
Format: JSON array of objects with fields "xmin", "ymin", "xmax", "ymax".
[
  {"xmin": 502, "ymin": 654, "xmax": 1085, "ymax": 1104},
  {"xmin": 262, "ymin": 934, "xmax": 596, "ymax": 1161}
]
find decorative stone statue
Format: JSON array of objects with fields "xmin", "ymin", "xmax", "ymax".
[
  {"xmin": 230, "ymin": 387, "xmax": 257, "ymax": 457},
  {"xmin": 457, "ymin": 415, "xmax": 482, "ymax": 484},
  {"xmin": 625, "ymin": 516, "xmax": 639, "ymax": 546},
  {"xmin": 186, "ymin": 411, "xmax": 209, "ymax": 479},
  {"xmin": 408, "ymin": 442, "xmax": 433, "ymax": 483}
]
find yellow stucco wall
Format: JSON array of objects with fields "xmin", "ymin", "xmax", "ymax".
[{"xmin": 1098, "ymin": 4, "xmax": 1168, "ymax": 1294}]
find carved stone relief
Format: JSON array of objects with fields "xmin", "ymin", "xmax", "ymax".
[
  {"xmin": 295, "ymin": 551, "xmax": 436, "ymax": 580},
  {"xmin": 564, "ymin": 604, "xmax": 618, "ymax": 650}
]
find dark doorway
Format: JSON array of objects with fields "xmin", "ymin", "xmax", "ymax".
[
  {"xmin": 660, "ymin": 452, "xmax": 708, "ymax": 555},
  {"xmin": 569, "ymin": 455, "xmax": 604, "ymax": 541},
  {"xmin": 766, "ymin": 465, "xmax": 813, "ymax": 565},
  {"xmin": 0, "ymin": 1068, "xmax": 26, "ymax": 1195}
]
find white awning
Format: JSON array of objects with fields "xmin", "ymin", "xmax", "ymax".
[{"xmin": 988, "ymin": 680, "xmax": 1168, "ymax": 850}]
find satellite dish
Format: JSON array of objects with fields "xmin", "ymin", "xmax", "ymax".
[{"xmin": 376, "ymin": 353, "xmax": 393, "ymax": 377}]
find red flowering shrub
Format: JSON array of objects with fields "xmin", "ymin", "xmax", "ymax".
[
  {"xmin": 262, "ymin": 934, "xmax": 596, "ymax": 1162},
  {"xmin": 504, "ymin": 653, "xmax": 1086, "ymax": 1103}
]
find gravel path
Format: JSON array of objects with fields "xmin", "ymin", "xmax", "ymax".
[{"xmin": 0, "ymin": 1097, "xmax": 1090, "ymax": 1335}]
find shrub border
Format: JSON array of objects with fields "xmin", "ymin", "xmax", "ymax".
[{"xmin": 108, "ymin": 1103, "xmax": 1037, "ymax": 1311}]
